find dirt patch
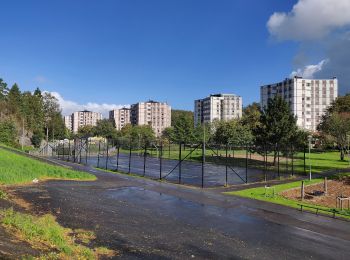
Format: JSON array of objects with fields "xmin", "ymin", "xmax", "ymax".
[{"xmin": 281, "ymin": 180, "xmax": 350, "ymax": 209}]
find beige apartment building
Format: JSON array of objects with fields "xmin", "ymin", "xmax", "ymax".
[
  {"xmin": 64, "ymin": 115, "xmax": 72, "ymax": 132},
  {"xmin": 64, "ymin": 110, "xmax": 102, "ymax": 133},
  {"xmin": 260, "ymin": 76, "xmax": 338, "ymax": 131},
  {"xmin": 130, "ymin": 101, "xmax": 171, "ymax": 136},
  {"xmin": 194, "ymin": 94, "xmax": 243, "ymax": 125},
  {"xmin": 109, "ymin": 107, "xmax": 131, "ymax": 130}
]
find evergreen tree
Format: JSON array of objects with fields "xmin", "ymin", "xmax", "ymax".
[{"xmin": 254, "ymin": 96, "xmax": 297, "ymax": 164}]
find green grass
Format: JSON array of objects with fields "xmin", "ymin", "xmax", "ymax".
[
  {"xmin": 0, "ymin": 148, "xmax": 96, "ymax": 185},
  {"xmin": 0, "ymin": 208, "xmax": 114, "ymax": 259},
  {"xmin": 225, "ymin": 178, "xmax": 350, "ymax": 218},
  {"xmin": 116, "ymin": 147, "xmax": 350, "ymax": 175},
  {"xmin": 293, "ymin": 151, "xmax": 350, "ymax": 173}
]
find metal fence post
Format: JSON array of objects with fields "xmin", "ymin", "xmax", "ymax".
[
  {"xmin": 245, "ymin": 145, "xmax": 248, "ymax": 183},
  {"xmin": 159, "ymin": 142, "xmax": 163, "ymax": 180},
  {"xmin": 225, "ymin": 144, "xmax": 228, "ymax": 187},
  {"xmin": 85, "ymin": 138, "xmax": 88, "ymax": 165},
  {"xmin": 62, "ymin": 141, "xmax": 65, "ymax": 160},
  {"xmin": 286, "ymin": 147, "xmax": 288, "ymax": 174},
  {"xmin": 168, "ymin": 143, "xmax": 171, "ymax": 159},
  {"xmin": 128, "ymin": 140, "xmax": 132, "ymax": 174},
  {"xmin": 79, "ymin": 139, "xmax": 82, "ymax": 164},
  {"xmin": 105, "ymin": 139, "xmax": 109, "ymax": 170},
  {"xmin": 179, "ymin": 142, "xmax": 182, "ymax": 184},
  {"xmin": 264, "ymin": 145, "xmax": 267, "ymax": 182},
  {"xmin": 202, "ymin": 140, "xmax": 205, "ymax": 188},
  {"xmin": 304, "ymin": 145, "xmax": 306, "ymax": 175},
  {"xmin": 97, "ymin": 141, "xmax": 101, "ymax": 168},
  {"xmin": 291, "ymin": 145, "xmax": 294, "ymax": 176},
  {"xmin": 277, "ymin": 145, "xmax": 280, "ymax": 178},
  {"xmin": 68, "ymin": 140, "xmax": 71, "ymax": 162},
  {"xmin": 232, "ymin": 146, "xmax": 235, "ymax": 168},
  {"xmin": 116, "ymin": 145, "xmax": 120, "ymax": 171},
  {"xmin": 143, "ymin": 144, "xmax": 147, "ymax": 176}
]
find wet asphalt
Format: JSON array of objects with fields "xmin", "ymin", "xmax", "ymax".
[
  {"xmin": 63, "ymin": 152, "xmax": 286, "ymax": 187},
  {"xmin": 9, "ymin": 158, "xmax": 350, "ymax": 259}
]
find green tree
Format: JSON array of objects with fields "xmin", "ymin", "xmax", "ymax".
[
  {"xmin": 168, "ymin": 114, "xmax": 194, "ymax": 143},
  {"xmin": 213, "ymin": 119, "xmax": 253, "ymax": 145},
  {"xmin": 318, "ymin": 104, "xmax": 350, "ymax": 160},
  {"xmin": 0, "ymin": 119, "xmax": 17, "ymax": 146},
  {"xmin": 254, "ymin": 96, "xmax": 297, "ymax": 164},
  {"xmin": 0, "ymin": 78, "xmax": 9, "ymax": 101},
  {"xmin": 171, "ymin": 110, "xmax": 193, "ymax": 126},
  {"xmin": 77, "ymin": 125, "xmax": 95, "ymax": 138},
  {"xmin": 7, "ymin": 83, "xmax": 21, "ymax": 115},
  {"xmin": 242, "ymin": 102, "xmax": 261, "ymax": 131},
  {"xmin": 94, "ymin": 119, "xmax": 118, "ymax": 139}
]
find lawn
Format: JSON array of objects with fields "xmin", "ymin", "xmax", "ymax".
[
  {"xmin": 225, "ymin": 178, "xmax": 350, "ymax": 218},
  {"xmin": 114, "ymin": 146, "xmax": 350, "ymax": 175},
  {"xmin": 0, "ymin": 148, "xmax": 96, "ymax": 185}
]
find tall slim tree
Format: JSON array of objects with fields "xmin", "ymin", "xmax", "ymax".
[{"xmin": 254, "ymin": 96, "xmax": 297, "ymax": 164}]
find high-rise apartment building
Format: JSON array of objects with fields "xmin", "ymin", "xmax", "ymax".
[
  {"xmin": 130, "ymin": 101, "xmax": 171, "ymax": 136},
  {"xmin": 64, "ymin": 115, "xmax": 72, "ymax": 131},
  {"xmin": 109, "ymin": 107, "xmax": 131, "ymax": 130},
  {"xmin": 260, "ymin": 77, "xmax": 338, "ymax": 131},
  {"xmin": 194, "ymin": 94, "xmax": 243, "ymax": 125},
  {"xmin": 66, "ymin": 110, "xmax": 103, "ymax": 133}
]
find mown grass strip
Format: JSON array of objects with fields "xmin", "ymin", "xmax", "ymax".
[
  {"xmin": 225, "ymin": 179, "xmax": 350, "ymax": 219},
  {"xmin": 0, "ymin": 148, "xmax": 96, "ymax": 185}
]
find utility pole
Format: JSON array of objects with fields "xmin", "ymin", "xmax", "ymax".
[{"xmin": 21, "ymin": 118, "xmax": 24, "ymax": 150}]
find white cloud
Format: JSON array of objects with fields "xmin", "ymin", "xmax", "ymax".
[
  {"xmin": 267, "ymin": 0, "xmax": 350, "ymax": 41},
  {"xmin": 47, "ymin": 91, "xmax": 129, "ymax": 117},
  {"xmin": 290, "ymin": 59, "xmax": 328, "ymax": 78}
]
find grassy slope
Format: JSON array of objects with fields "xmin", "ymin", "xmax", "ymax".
[
  {"xmin": 0, "ymin": 208, "xmax": 114, "ymax": 259},
  {"xmin": 0, "ymin": 148, "xmax": 96, "ymax": 185}
]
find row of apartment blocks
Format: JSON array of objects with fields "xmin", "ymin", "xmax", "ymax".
[
  {"xmin": 64, "ymin": 76, "xmax": 338, "ymax": 135},
  {"xmin": 193, "ymin": 76, "xmax": 338, "ymax": 131},
  {"xmin": 64, "ymin": 101, "xmax": 171, "ymax": 137},
  {"xmin": 109, "ymin": 101, "xmax": 172, "ymax": 136}
]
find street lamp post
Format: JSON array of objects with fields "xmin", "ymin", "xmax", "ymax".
[{"xmin": 308, "ymin": 135, "xmax": 312, "ymax": 181}]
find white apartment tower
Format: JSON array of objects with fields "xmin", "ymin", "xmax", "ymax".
[
  {"xmin": 70, "ymin": 110, "xmax": 103, "ymax": 133},
  {"xmin": 130, "ymin": 101, "xmax": 171, "ymax": 136},
  {"xmin": 194, "ymin": 94, "xmax": 243, "ymax": 125},
  {"xmin": 64, "ymin": 115, "xmax": 72, "ymax": 132},
  {"xmin": 260, "ymin": 77, "xmax": 338, "ymax": 131},
  {"xmin": 109, "ymin": 107, "xmax": 131, "ymax": 130}
]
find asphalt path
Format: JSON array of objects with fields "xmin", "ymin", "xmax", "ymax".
[{"xmin": 9, "ymin": 157, "xmax": 350, "ymax": 259}]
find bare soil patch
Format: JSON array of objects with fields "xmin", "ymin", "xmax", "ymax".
[{"xmin": 281, "ymin": 180, "xmax": 350, "ymax": 209}]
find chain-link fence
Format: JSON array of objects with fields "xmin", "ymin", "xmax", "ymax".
[{"xmin": 36, "ymin": 137, "xmax": 323, "ymax": 188}]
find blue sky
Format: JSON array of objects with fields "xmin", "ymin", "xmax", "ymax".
[{"xmin": 0, "ymin": 0, "xmax": 349, "ymax": 115}]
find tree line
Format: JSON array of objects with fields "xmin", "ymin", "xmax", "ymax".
[{"xmin": 0, "ymin": 78, "xmax": 66, "ymax": 148}]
